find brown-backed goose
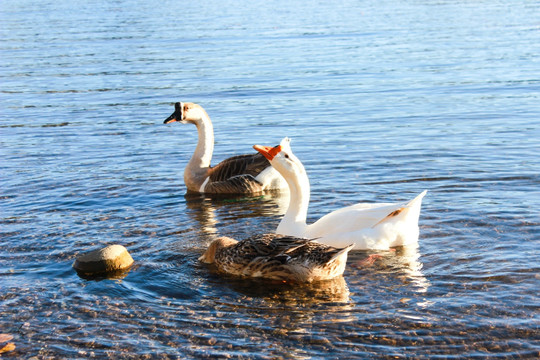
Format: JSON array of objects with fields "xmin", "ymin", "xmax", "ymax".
[{"xmin": 163, "ymin": 102, "xmax": 286, "ymax": 194}]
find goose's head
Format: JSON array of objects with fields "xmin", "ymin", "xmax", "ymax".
[
  {"xmin": 253, "ymin": 137, "xmax": 306, "ymax": 177},
  {"xmin": 164, "ymin": 102, "xmax": 208, "ymax": 125}
]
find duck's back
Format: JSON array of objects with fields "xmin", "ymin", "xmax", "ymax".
[{"xmin": 215, "ymin": 234, "xmax": 351, "ymax": 282}]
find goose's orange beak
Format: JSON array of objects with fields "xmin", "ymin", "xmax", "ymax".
[{"xmin": 254, "ymin": 144, "xmax": 281, "ymax": 161}]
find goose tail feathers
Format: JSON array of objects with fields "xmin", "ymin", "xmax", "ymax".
[
  {"xmin": 406, "ymin": 190, "xmax": 427, "ymax": 208},
  {"xmin": 372, "ymin": 190, "xmax": 427, "ymax": 228}
]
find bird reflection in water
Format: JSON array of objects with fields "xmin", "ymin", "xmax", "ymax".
[
  {"xmin": 207, "ymin": 272, "xmax": 351, "ymax": 304},
  {"xmin": 183, "ymin": 190, "xmax": 290, "ymax": 238},
  {"xmin": 349, "ymin": 245, "xmax": 430, "ymax": 293}
]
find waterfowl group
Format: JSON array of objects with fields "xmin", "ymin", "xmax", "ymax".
[
  {"xmin": 162, "ymin": 102, "xmax": 427, "ymax": 282},
  {"xmin": 254, "ymin": 138, "xmax": 427, "ymax": 250},
  {"xmin": 198, "ymin": 233, "xmax": 354, "ymax": 282},
  {"xmin": 164, "ymin": 102, "xmax": 286, "ymax": 194}
]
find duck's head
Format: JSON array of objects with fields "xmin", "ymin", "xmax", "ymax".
[
  {"xmin": 253, "ymin": 137, "xmax": 306, "ymax": 177},
  {"xmin": 164, "ymin": 102, "xmax": 208, "ymax": 125},
  {"xmin": 198, "ymin": 236, "xmax": 238, "ymax": 264}
]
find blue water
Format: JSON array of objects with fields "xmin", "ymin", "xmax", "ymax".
[{"xmin": 1, "ymin": 0, "xmax": 539, "ymax": 358}]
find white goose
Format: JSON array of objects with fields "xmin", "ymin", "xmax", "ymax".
[
  {"xmin": 254, "ymin": 138, "xmax": 427, "ymax": 250},
  {"xmin": 164, "ymin": 102, "xmax": 286, "ymax": 194}
]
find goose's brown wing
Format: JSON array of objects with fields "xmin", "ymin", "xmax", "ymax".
[
  {"xmin": 202, "ymin": 174, "xmax": 262, "ymax": 194},
  {"xmin": 208, "ymin": 153, "xmax": 270, "ymax": 182},
  {"xmin": 204, "ymin": 153, "xmax": 271, "ymax": 194}
]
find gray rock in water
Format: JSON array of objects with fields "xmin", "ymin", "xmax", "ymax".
[{"xmin": 73, "ymin": 244, "xmax": 134, "ymax": 275}]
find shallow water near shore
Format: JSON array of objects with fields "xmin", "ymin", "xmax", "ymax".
[{"xmin": 1, "ymin": 0, "xmax": 539, "ymax": 358}]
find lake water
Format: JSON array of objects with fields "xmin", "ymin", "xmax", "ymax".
[{"xmin": 1, "ymin": 0, "xmax": 539, "ymax": 358}]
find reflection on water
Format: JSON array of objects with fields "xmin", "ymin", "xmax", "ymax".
[
  {"xmin": 74, "ymin": 267, "xmax": 133, "ymax": 281},
  {"xmin": 184, "ymin": 194, "xmax": 220, "ymax": 236},
  {"xmin": 206, "ymin": 269, "xmax": 351, "ymax": 304},
  {"xmin": 390, "ymin": 245, "xmax": 430, "ymax": 293},
  {"xmin": 184, "ymin": 190, "xmax": 290, "ymax": 238},
  {"xmin": 347, "ymin": 245, "xmax": 430, "ymax": 295}
]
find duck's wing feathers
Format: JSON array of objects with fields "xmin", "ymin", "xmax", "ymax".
[
  {"xmin": 282, "ymin": 241, "xmax": 353, "ymax": 265},
  {"xmin": 239, "ymin": 234, "xmax": 349, "ymax": 266},
  {"xmin": 240, "ymin": 235, "xmax": 353, "ymax": 281},
  {"xmin": 235, "ymin": 234, "xmax": 316, "ymax": 281},
  {"xmin": 239, "ymin": 234, "xmax": 315, "ymax": 257},
  {"xmin": 217, "ymin": 234, "xmax": 352, "ymax": 281},
  {"xmin": 204, "ymin": 153, "xmax": 271, "ymax": 193},
  {"xmin": 215, "ymin": 234, "xmax": 312, "ymax": 274}
]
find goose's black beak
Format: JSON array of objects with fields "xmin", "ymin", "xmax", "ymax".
[{"xmin": 164, "ymin": 102, "xmax": 182, "ymax": 124}]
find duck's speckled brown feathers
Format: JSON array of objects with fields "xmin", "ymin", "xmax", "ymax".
[{"xmin": 203, "ymin": 234, "xmax": 353, "ymax": 282}]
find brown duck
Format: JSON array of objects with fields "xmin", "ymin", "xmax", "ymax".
[{"xmin": 199, "ymin": 233, "xmax": 354, "ymax": 282}]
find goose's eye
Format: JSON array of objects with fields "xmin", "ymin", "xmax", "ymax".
[{"xmin": 284, "ymin": 154, "xmax": 290, "ymax": 159}]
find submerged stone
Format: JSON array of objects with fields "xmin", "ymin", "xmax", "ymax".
[{"xmin": 73, "ymin": 244, "xmax": 134, "ymax": 276}]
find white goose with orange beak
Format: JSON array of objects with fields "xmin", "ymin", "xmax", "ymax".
[{"xmin": 254, "ymin": 138, "xmax": 427, "ymax": 250}]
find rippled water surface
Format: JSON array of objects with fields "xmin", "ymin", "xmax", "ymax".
[{"xmin": 1, "ymin": 0, "xmax": 539, "ymax": 358}]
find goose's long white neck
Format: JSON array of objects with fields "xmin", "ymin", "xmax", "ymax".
[
  {"xmin": 184, "ymin": 112, "xmax": 214, "ymax": 187},
  {"xmin": 190, "ymin": 114, "xmax": 214, "ymax": 169},
  {"xmin": 277, "ymin": 165, "xmax": 310, "ymax": 236}
]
